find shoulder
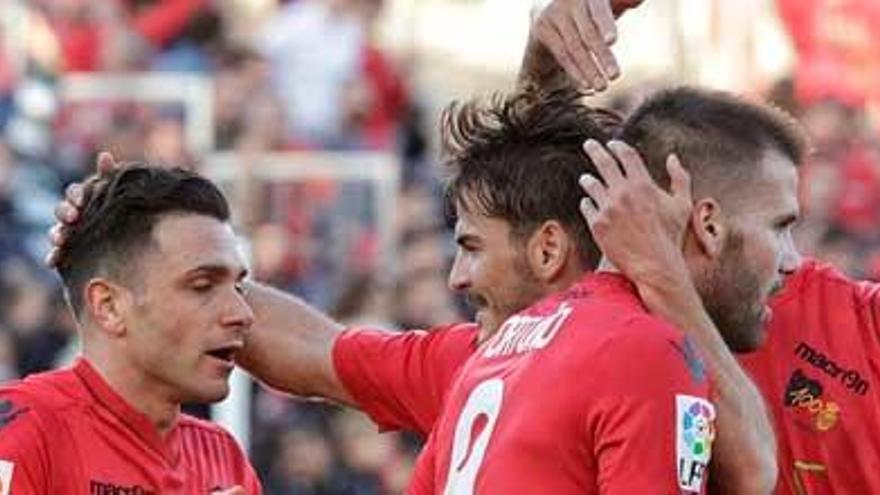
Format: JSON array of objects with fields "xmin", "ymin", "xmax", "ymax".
[
  {"xmin": 775, "ymin": 259, "xmax": 859, "ymax": 302},
  {"xmin": 565, "ymin": 297, "xmax": 682, "ymax": 350},
  {"xmin": 0, "ymin": 368, "xmax": 81, "ymax": 422},
  {"xmin": 774, "ymin": 258, "xmax": 879, "ymax": 311},
  {"xmin": 337, "ymin": 322, "xmax": 478, "ymax": 358},
  {"xmin": 561, "ymin": 301, "xmax": 700, "ymax": 377}
]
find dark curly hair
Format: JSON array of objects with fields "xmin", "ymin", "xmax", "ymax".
[
  {"xmin": 55, "ymin": 165, "xmax": 230, "ymax": 317},
  {"xmin": 441, "ymin": 87, "xmax": 621, "ymax": 269}
]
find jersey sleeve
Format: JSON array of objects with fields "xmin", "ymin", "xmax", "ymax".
[
  {"xmin": 331, "ymin": 324, "xmax": 476, "ymax": 436},
  {"xmin": 0, "ymin": 391, "xmax": 51, "ymax": 494},
  {"xmin": 855, "ymin": 278, "xmax": 880, "ymax": 339},
  {"xmin": 581, "ymin": 316, "xmax": 714, "ymax": 495},
  {"xmin": 228, "ymin": 434, "xmax": 262, "ymax": 495}
]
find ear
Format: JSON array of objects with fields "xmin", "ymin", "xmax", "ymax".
[
  {"xmin": 687, "ymin": 197, "xmax": 726, "ymax": 260},
  {"xmin": 83, "ymin": 278, "xmax": 131, "ymax": 337},
  {"xmin": 525, "ymin": 220, "xmax": 571, "ymax": 282}
]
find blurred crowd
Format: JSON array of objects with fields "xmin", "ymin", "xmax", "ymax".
[{"xmin": 1, "ymin": 0, "xmax": 880, "ymax": 494}]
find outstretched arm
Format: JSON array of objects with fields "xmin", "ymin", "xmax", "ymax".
[
  {"xmin": 237, "ymin": 281, "xmax": 350, "ymax": 403},
  {"xmin": 517, "ymin": 0, "xmax": 645, "ymax": 91},
  {"xmin": 579, "ymin": 140, "xmax": 778, "ymax": 494}
]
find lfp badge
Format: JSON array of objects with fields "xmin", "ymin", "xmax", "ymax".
[{"xmin": 676, "ymin": 395, "xmax": 716, "ymax": 492}]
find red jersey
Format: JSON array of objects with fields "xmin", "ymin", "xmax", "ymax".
[
  {"xmin": 430, "ymin": 273, "xmax": 714, "ymax": 494},
  {"xmin": 333, "ymin": 322, "xmax": 479, "ymax": 437},
  {"xmin": 0, "ymin": 359, "xmax": 261, "ymax": 494},
  {"xmin": 333, "ymin": 323, "xmax": 477, "ymax": 495},
  {"xmin": 739, "ymin": 259, "xmax": 880, "ymax": 494}
]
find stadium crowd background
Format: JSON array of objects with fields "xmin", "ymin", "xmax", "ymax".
[{"xmin": 0, "ymin": 0, "xmax": 878, "ymax": 493}]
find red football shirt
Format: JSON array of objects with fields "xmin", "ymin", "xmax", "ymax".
[
  {"xmin": 739, "ymin": 259, "xmax": 880, "ymax": 494},
  {"xmin": 0, "ymin": 359, "xmax": 261, "ymax": 494},
  {"xmin": 333, "ymin": 322, "xmax": 479, "ymax": 437},
  {"xmin": 429, "ymin": 273, "xmax": 715, "ymax": 494}
]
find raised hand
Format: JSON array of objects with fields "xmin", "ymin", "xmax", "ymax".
[
  {"xmin": 579, "ymin": 139, "xmax": 692, "ymax": 283},
  {"xmin": 521, "ymin": 0, "xmax": 645, "ymax": 92},
  {"xmin": 45, "ymin": 152, "xmax": 122, "ymax": 267}
]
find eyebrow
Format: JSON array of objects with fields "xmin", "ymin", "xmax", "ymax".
[{"xmin": 185, "ymin": 264, "xmax": 249, "ymax": 281}]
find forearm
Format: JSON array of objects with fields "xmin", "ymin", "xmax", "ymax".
[
  {"xmin": 237, "ymin": 282, "xmax": 351, "ymax": 403},
  {"xmin": 637, "ymin": 270, "xmax": 777, "ymax": 493}
]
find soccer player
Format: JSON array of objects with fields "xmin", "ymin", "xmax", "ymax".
[
  {"xmin": 0, "ymin": 166, "xmax": 261, "ymax": 493},
  {"xmin": 578, "ymin": 100, "xmax": 880, "ymax": 494},
  {"xmin": 533, "ymin": 7, "xmax": 880, "ymax": 493},
  {"xmin": 46, "ymin": 2, "xmax": 784, "ymax": 492}
]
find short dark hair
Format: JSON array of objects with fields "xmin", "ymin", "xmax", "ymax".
[
  {"xmin": 619, "ymin": 86, "xmax": 808, "ymax": 203},
  {"xmin": 55, "ymin": 165, "xmax": 230, "ymax": 317},
  {"xmin": 441, "ymin": 88, "xmax": 621, "ymax": 269}
]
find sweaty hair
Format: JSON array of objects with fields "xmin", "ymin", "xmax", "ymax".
[
  {"xmin": 619, "ymin": 86, "xmax": 808, "ymax": 203},
  {"xmin": 55, "ymin": 165, "xmax": 230, "ymax": 317},
  {"xmin": 441, "ymin": 87, "xmax": 621, "ymax": 269}
]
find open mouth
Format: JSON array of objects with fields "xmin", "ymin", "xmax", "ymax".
[{"xmin": 205, "ymin": 344, "xmax": 241, "ymax": 363}]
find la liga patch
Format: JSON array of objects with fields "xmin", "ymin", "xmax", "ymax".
[
  {"xmin": 0, "ymin": 459, "xmax": 14, "ymax": 495},
  {"xmin": 676, "ymin": 395, "xmax": 716, "ymax": 493}
]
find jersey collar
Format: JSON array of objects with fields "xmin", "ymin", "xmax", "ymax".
[{"xmin": 73, "ymin": 358, "xmax": 182, "ymax": 462}]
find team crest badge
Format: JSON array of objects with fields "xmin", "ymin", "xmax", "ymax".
[{"xmin": 676, "ymin": 395, "xmax": 716, "ymax": 492}]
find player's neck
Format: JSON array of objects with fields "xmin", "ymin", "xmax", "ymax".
[{"xmin": 83, "ymin": 346, "xmax": 181, "ymax": 436}]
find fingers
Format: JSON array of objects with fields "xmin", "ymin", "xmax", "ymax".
[
  {"xmin": 96, "ymin": 151, "xmax": 119, "ymax": 174},
  {"xmin": 579, "ymin": 173, "xmax": 608, "ymax": 209},
  {"xmin": 666, "ymin": 154, "xmax": 692, "ymax": 203},
  {"xmin": 54, "ymin": 198, "xmax": 79, "ymax": 224},
  {"xmin": 65, "ymin": 182, "xmax": 85, "ymax": 208},
  {"xmin": 579, "ymin": 196, "xmax": 599, "ymax": 230},
  {"xmin": 587, "ymin": 0, "xmax": 618, "ymax": 44},
  {"xmin": 45, "ymin": 247, "xmax": 61, "ymax": 267},
  {"xmin": 583, "ymin": 139, "xmax": 624, "ymax": 186},
  {"xmin": 606, "ymin": 140, "xmax": 649, "ymax": 180},
  {"xmin": 567, "ymin": 8, "xmax": 609, "ymax": 91},
  {"xmin": 535, "ymin": 16, "xmax": 594, "ymax": 90},
  {"xmin": 583, "ymin": 0, "xmax": 619, "ymax": 78}
]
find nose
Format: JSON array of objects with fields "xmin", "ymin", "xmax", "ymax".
[
  {"xmin": 779, "ymin": 232, "xmax": 802, "ymax": 275},
  {"xmin": 223, "ymin": 287, "xmax": 255, "ymax": 334},
  {"xmin": 448, "ymin": 253, "xmax": 470, "ymax": 293}
]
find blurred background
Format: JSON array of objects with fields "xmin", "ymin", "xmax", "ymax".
[{"xmin": 1, "ymin": 0, "xmax": 879, "ymax": 493}]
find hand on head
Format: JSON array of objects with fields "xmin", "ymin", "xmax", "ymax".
[
  {"xmin": 578, "ymin": 139, "xmax": 693, "ymax": 280},
  {"xmin": 46, "ymin": 152, "xmax": 123, "ymax": 267}
]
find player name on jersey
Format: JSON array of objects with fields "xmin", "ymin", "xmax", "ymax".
[{"xmin": 482, "ymin": 303, "xmax": 573, "ymax": 358}]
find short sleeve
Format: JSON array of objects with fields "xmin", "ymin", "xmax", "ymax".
[
  {"xmin": 332, "ymin": 324, "xmax": 477, "ymax": 435},
  {"xmin": 0, "ymin": 391, "xmax": 51, "ymax": 494},
  {"xmin": 583, "ymin": 316, "xmax": 714, "ymax": 495},
  {"xmin": 855, "ymin": 278, "xmax": 880, "ymax": 339}
]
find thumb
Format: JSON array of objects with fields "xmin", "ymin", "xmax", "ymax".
[
  {"xmin": 666, "ymin": 154, "xmax": 691, "ymax": 203},
  {"xmin": 96, "ymin": 151, "xmax": 121, "ymax": 174}
]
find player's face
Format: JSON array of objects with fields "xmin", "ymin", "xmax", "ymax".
[
  {"xmin": 698, "ymin": 152, "xmax": 801, "ymax": 352},
  {"xmin": 123, "ymin": 214, "xmax": 253, "ymax": 404},
  {"xmin": 448, "ymin": 204, "xmax": 544, "ymax": 337}
]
